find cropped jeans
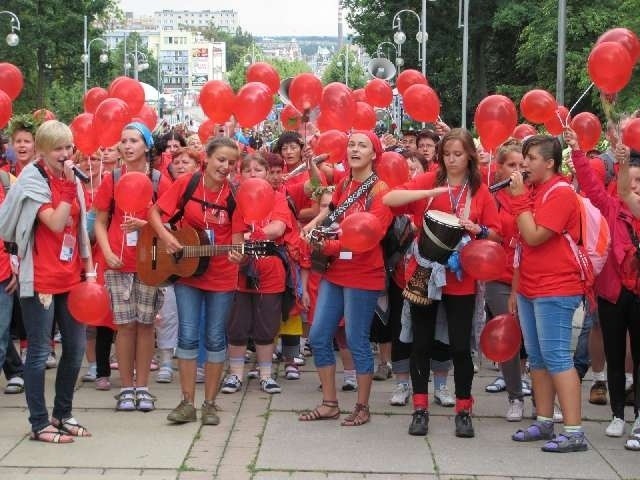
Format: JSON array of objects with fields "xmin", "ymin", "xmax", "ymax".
[
  {"xmin": 310, "ymin": 279, "xmax": 380, "ymax": 374},
  {"xmin": 516, "ymin": 294, "xmax": 582, "ymax": 374},
  {"xmin": 20, "ymin": 293, "xmax": 86, "ymax": 433},
  {"xmin": 174, "ymin": 283, "xmax": 233, "ymax": 364}
]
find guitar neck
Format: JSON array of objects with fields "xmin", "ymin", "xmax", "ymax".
[{"xmin": 181, "ymin": 244, "xmax": 245, "ymax": 258}]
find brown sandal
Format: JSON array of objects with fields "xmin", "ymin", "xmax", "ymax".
[
  {"xmin": 299, "ymin": 400, "xmax": 340, "ymax": 421},
  {"xmin": 341, "ymin": 403, "xmax": 370, "ymax": 427},
  {"xmin": 52, "ymin": 417, "xmax": 91, "ymax": 437},
  {"xmin": 30, "ymin": 425, "xmax": 74, "ymax": 444}
]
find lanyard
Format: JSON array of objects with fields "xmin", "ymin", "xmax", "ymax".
[
  {"xmin": 201, "ymin": 176, "xmax": 224, "ymax": 229},
  {"xmin": 447, "ymin": 178, "xmax": 468, "ymax": 215}
]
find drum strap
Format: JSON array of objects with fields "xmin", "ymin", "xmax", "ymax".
[
  {"xmin": 327, "ymin": 172, "xmax": 378, "ymax": 224},
  {"xmin": 422, "ymin": 189, "xmax": 472, "ymax": 252}
]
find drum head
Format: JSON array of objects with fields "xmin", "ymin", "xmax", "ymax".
[{"xmin": 425, "ymin": 210, "xmax": 462, "ymax": 228}]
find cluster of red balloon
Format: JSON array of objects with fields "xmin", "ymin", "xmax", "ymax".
[
  {"xmin": 397, "ymin": 70, "xmax": 440, "ymax": 123},
  {"xmin": 588, "ymin": 28, "xmax": 639, "ymax": 95},
  {"xmin": 70, "ymin": 77, "xmax": 153, "ymax": 155},
  {"xmin": 0, "ymin": 63, "xmax": 23, "ymax": 128}
]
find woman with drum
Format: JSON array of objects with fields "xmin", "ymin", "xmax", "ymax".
[
  {"xmin": 507, "ymin": 135, "xmax": 586, "ymax": 453},
  {"xmin": 383, "ymin": 128, "xmax": 500, "ymax": 438},
  {"xmin": 299, "ymin": 130, "xmax": 393, "ymax": 426}
]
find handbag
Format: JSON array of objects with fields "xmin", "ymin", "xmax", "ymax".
[{"xmin": 310, "ymin": 173, "xmax": 378, "ymax": 273}]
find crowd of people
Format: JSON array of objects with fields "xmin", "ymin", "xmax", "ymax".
[{"xmin": 0, "ymin": 110, "xmax": 638, "ymax": 455}]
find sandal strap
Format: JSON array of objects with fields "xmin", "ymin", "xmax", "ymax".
[{"xmin": 322, "ymin": 400, "xmax": 339, "ymax": 407}]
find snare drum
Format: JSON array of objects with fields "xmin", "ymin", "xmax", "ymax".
[{"xmin": 419, "ymin": 210, "xmax": 465, "ymax": 263}]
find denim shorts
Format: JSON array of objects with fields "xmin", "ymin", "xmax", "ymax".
[{"xmin": 516, "ymin": 294, "xmax": 582, "ymax": 374}]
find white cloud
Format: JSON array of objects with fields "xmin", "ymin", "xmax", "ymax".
[{"xmin": 117, "ymin": 0, "xmax": 346, "ymax": 37}]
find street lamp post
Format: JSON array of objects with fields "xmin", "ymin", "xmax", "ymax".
[
  {"xmin": 243, "ymin": 44, "xmax": 263, "ymax": 67},
  {"xmin": 125, "ymin": 41, "xmax": 149, "ymax": 81},
  {"xmin": 392, "ymin": 2, "xmax": 435, "ymax": 77},
  {"xmin": 82, "ymin": 16, "xmax": 109, "ymax": 95},
  {"xmin": 459, "ymin": 0, "xmax": 470, "ymax": 128},
  {"xmin": 335, "ymin": 50, "xmax": 352, "ymax": 87},
  {"xmin": 376, "ymin": 41, "xmax": 403, "ymax": 69},
  {"xmin": 0, "ymin": 10, "xmax": 20, "ymax": 47}
]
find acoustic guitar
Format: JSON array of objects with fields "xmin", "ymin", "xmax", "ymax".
[{"xmin": 136, "ymin": 224, "xmax": 277, "ymax": 287}]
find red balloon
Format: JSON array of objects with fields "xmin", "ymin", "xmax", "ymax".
[
  {"xmin": 33, "ymin": 109, "xmax": 56, "ymax": 122},
  {"xmin": 114, "ymin": 172, "xmax": 153, "ymax": 213},
  {"xmin": 93, "ymin": 98, "xmax": 131, "ymax": 148},
  {"xmin": 460, "ymin": 239, "xmax": 507, "ymax": 281},
  {"xmin": 403, "ymin": 84, "xmax": 440, "ymax": 123},
  {"xmin": 512, "ymin": 123, "xmax": 537, "ymax": 140},
  {"xmin": 67, "ymin": 282, "xmax": 111, "ymax": 326},
  {"xmin": 199, "ymin": 80, "xmax": 235, "ymax": 123},
  {"xmin": 340, "ymin": 212, "xmax": 384, "ymax": 253},
  {"xmin": 135, "ymin": 104, "xmax": 158, "ymax": 131},
  {"xmin": 480, "ymin": 313, "xmax": 522, "ymax": 363},
  {"xmin": 280, "ymin": 104, "xmax": 302, "ymax": 131},
  {"xmin": 396, "ymin": 69, "xmax": 428, "ymax": 96},
  {"xmin": 236, "ymin": 178, "xmax": 275, "ymax": 222},
  {"xmin": 109, "ymin": 77, "xmax": 146, "ymax": 115},
  {"xmin": 84, "ymin": 87, "xmax": 109, "ymax": 114},
  {"xmin": 0, "ymin": 90, "xmax": 12, "ymax": 129},
  {"xmin": 198, "ymin": 119, "xmax": 216, "ymax": 144},
  {"xmin": 570, "ymin": 112, "xmax": 602, "ymax": 152},
  {"xmin": 314, "ymin": 112, "xmax": 334, "ymax": 133},
  {"xmin": 353, "ymin": 102, "xmax": 376, "ymax": 130},
  {"xmin": 320, "ymin": 83, "xmax": 355, "ymax": 132},
  {"xmin": 588, "ymin": 41, "xmax": 633, "ymax": 94},
  {"xmin": 520, "ymin": 89, "xmax": 557, "ymax": 124},
  {"xmin": 289, "ymin": 73, "xmax": 323, "ymax": 112},
  {"xmin": 0, "ymin": 63, "xmax": 23, "ymax": 100},
  {"xmin": 474, "ymin": 95, "xmax": 518, "ymax": 151},
  {"xmin": 314, "ymin": 129, "xmax": 348, "ymax": 164},
  {"xmin": 246, "ymin": 62, "xmax": 280, "ymax": 95},
  {"xmin": 596, "ymin": 27, "xmax": 640, "ymax": 64},
  {"xmin": 544, "ymin": 106, "xmax": 571, "ymax": 136},
  {"xmin": 234, "ymin": 82, "xmax": 273, "ymax": 128},
  {"xmin": 70, "ymin": 113, "xmax": 99, "ymax": 155},
  {"xmin": 364, "ymin": 79, "xmax": 393, "ymax": 108},
  {"xmin": 352, "ymin": 88, "xmax": 367, "ymax": 103},
  {"xmin": 377, "ymin": 151, "xmax": 410, "ymax": 189},
  {"xmin": 622, "ymin": 118, "xmax": 640, "ymax": 152}
]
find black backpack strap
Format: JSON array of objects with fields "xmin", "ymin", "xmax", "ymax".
[
  {"xmin": 33, "ymin": 161, "xmax": 50, "ymax": 186},
  {"xmin": 167, "ymin": 171, "xmax": 202, "ymax": 225}
]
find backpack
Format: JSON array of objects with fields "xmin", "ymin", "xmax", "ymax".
[
  {"xmin": 542, "ymin": 181, "xmax": 611, "ymax": 307},
  {"xmin": 166, "ymin": 171, "xmax": 237, "ymax": 226},
  {"xmin": 0, "ymin": 170, "xmax": 10, "ymax": 195},
  {"xmin": 599, "ymin": 151, "xmax": 616, "ymax": 187}
]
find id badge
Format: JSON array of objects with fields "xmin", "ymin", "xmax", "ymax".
[
  {"xmin": 126, "ymin": 230, "xmax": 138, "ymax": 247},
  {"xmin": 205, "ymin": 229, "xmax": 215, "ymax": 244},
  {"xmin": 508, "ymin": 236, "xmax": 518, "ymax": 249},
  {"xmin": 339, "ymin": 251, "xmax": 353, "ymax": 260},
  {"xmin": 59, "ymin": 233, "xmax": 76, "ymax": 262}
]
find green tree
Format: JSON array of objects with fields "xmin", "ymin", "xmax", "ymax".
[
  {"xmin": 104, "ymin": 32, "xmax": 159, "ymax": 90},
  {"xmin": 0, "ymin": 0, "xmax": 118, "ymax": 119},
  {"xmin": 321, "ymin": 46, "xmax": 366, "ymax": 88}
]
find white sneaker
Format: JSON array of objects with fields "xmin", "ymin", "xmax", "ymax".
[
  {"xmin": 247, "ymin": 368, "xmax": 259, "ymax": 379},
  {"xmin": 81, "ymin": 366, "xmax": 97, "ymax": 382},
  {"xmin": 553, "ymin": 404, "xmax": 564, "ymax": 423},
  {"xmin": 155, "ymin": 365, "xmax": 173, "ymax": 383},
  {"xmin": 506, "ymin": 398, "xmax": 524, "ymax": 422},
  {"xmin": 390, "ymin": 382, "xmax": 411, "ymax": 406},
  {"xmin": 434, "ymin": 385, "xmax": 455, "ymax": 407},
  {"xmin": 605, "ymin": 416, "xmax": 626, "ymax": 437},
  {"xmin": 341, "ymin": 378, "xmax": 358, "ymax": 392},
  {"xmin": 293, "ymin": 354, "xmax": 305, "ymax": 366},
  {"xmin": 285, "ymin": 364, "xmax": 300, "ymax": 380},
  {"xmin": 221, "ymin": 374, "xmax": 242, "ymax": 393},
  {"xmin": 260, "ymin": 377, "xmax": 282, "ymax": 394},
  {"xmin": 45, "ymin": 352, "xmax": 57, "ymax": 369}
]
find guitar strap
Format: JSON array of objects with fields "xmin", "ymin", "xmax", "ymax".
[
  {"xmin": 167, "ymin": 172, "xmax": 237, "ymax": 225},
  {"xmin": 325, "ymin": 172, "xmax": 378, "ymax": 225}
]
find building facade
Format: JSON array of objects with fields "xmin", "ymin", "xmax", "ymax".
[{"xmin": 154, "ymin": 10, "xmax": 238, "ymax": 32}]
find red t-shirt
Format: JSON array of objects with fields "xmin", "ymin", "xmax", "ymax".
[
  {"xmin": 284, "ymin": 170, "xmax": 327, "ymax": 212},
  {"xmin": 0, "ymin": 186, "xmax": 12, "ymax": 282},
  {"xmin": 33, "ymin": 170, "xmax": 83, "ymax": 293},
  {"xmin": 155, "ymin": 174, "xmax": 239, "ymax": 292},
  {"xmin": 1, "ymin": 162, "xmax": 26, "ymax": 177},
  {"xmin": 93, "ymin": 167, "xmax": 171, "ymax": 272},
  {"xmin": 232, "ymin": 190, "xmax": 292, "ymax": 293},
  {"xmin": 517, "ymin": 175, "xmax": 584, "ymax": 298},
  {"xmin": 395, "ymin": 172, "xmax": 501, "ymax": 295},
  {"xmin": 493, "ymin": 189, "xmax": 517, "ymax": 285},
  {"xmin": 324, "ymin": 179, "xmax": 393, "ymax": 291}
]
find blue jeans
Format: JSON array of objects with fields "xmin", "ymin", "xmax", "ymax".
[
  {"xmin": 174, "ymin": 284, "xmax": 233, "ymax": 364},
  {"xmin": 0, "ymin": 279, "xmax": 14, "ymax": 368},
  {"xmin": 310, "ymin": 280, "xmax": 380, "ymax": 374},
  {"xmin": 517, "ymin": 294, "xmax": 582, "ymax": 374},
  {"xmin": 20, "ymin": 293, "xmax": 86, "ymax": 432},
  {"xmin": 573, "ymin": 306, "xmax": 596, "ymax": 379}
]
